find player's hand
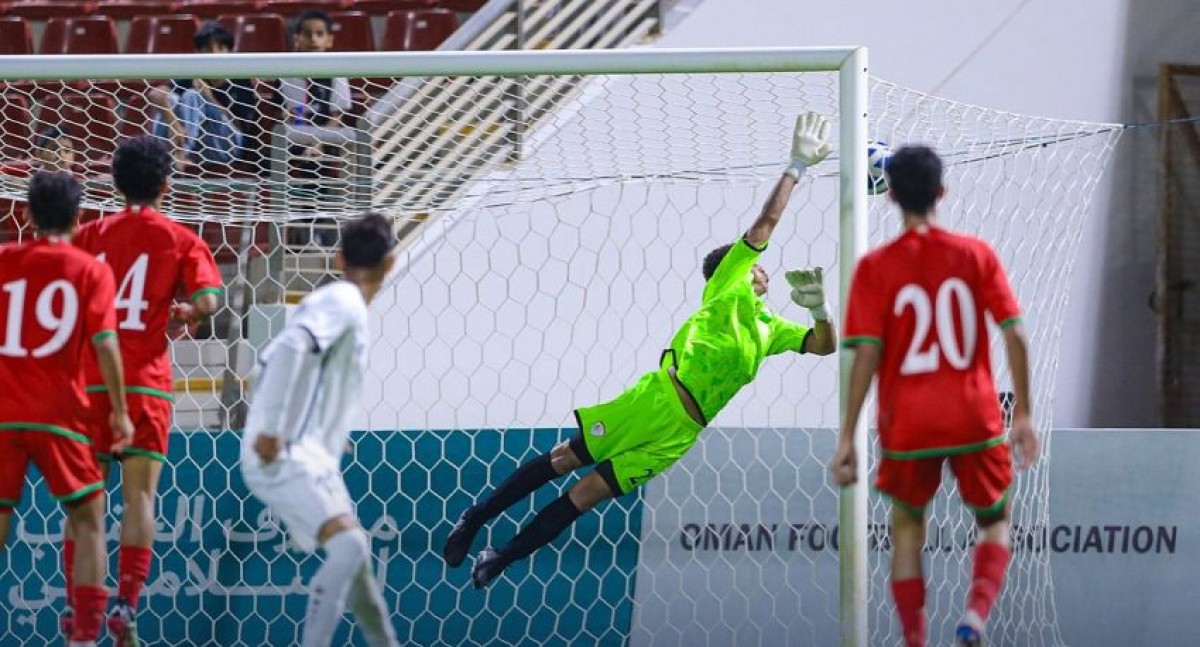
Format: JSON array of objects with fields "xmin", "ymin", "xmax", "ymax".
[
  {"xmin": 109, "ymin": 410, "xmax": 134, "ymax": 455},
  {"xmin": 790, "ymin": 112, "xmax": 834, "ymax": 168},
  {"xmin": 254, "ymin": 434, "xmax": 283, "ymax": 465},
  {"xmin": 1009, "ymin": 414, "xmax": 1040, "ymax": 469},
  {"xmin": 829, "ymin": 439, "xmax": 857, "ymax": 486},
  {"xmin": 785, "ymin": 266, "xmax": 827, "ymax": 313},
  {"xmin": 168, "ymin": 302, "xmax": 202, "ymax": 339}
]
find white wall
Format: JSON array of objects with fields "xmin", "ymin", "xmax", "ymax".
[{"xmin": 657, "ymin": 0, "xmax": 1200, "ymax": 426}]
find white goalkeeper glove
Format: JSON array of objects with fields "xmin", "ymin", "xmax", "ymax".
[
  {"xmin": 785, "ymin": 266, "xmax": 830, "ymax": 322},
  {"xmin": 785, "ymin": 112, "xmax": 834, "ymax": 180}
]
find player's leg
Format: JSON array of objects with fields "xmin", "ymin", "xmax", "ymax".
[
  {"xmin": 61, "ymin": 456, "xmax": 110, "ymax": 638},
  {"xmin": 876, "ymin": 456, "xmax": 942, "ymax": 647},
  {"xmin": 470, "ymin": 464, "xmax": 616, "ymax": 589},
  {"xmin": 951, "ymin": 444, "xmax": 1015, "ymax": 646},
  {"xmin": 303, "ymin": 515, "xmax": 377, "ymax": 647}
]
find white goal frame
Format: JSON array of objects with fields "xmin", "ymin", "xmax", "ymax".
[{"xmin": 0, "ymin": 46, "xmax": 871, "ymax": 646}]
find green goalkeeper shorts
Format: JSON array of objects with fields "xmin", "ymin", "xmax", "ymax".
[{"xmin": 574, "ymin": 368, "xmax": 704, "ymax": 496}]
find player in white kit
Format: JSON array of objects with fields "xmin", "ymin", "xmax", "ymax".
[{"xmin": 240, "ymin": 213, "xmax": 398, "ymax": 647}]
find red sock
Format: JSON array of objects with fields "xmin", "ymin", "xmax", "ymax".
[
  {"xmin": 118, "ymin": 545, "xmax": 153, "ymax": 610},
  {"xmin": 967, "ymin": 541, "xmax": 1011, "ymax": 623},
  {"xmin": 62, "ymin": 539, "xmax": 76, "ymax": 608},
  {"xmin": 70, "ymin": 584, "xmax": 108, "ymax": 641},
  {"xmin": 891, "ymin": 577, "xmax": 927, "ymax": 647}
]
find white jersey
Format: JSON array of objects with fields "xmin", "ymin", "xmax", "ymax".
[{"xmin": 242, "ymin": 280, "xmax": 369, "ymax": 468}]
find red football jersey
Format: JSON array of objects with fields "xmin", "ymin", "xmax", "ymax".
[
  {"xmin": 843, "ymin": 224, "xmax": 1021, "ymax": 457},
  {"xmin": 74, "ymin": 206, "xmax": 222, "ymax": 399},
  {"xmin": 0, "ymin": 238, "xmax": 117, "ymax": 433}
]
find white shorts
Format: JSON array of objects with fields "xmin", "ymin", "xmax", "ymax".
[{"xmin": 241, "ymin": 452, "xmax": 354, "ymax": 554}]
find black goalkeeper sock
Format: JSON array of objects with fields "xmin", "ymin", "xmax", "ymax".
[
  {"xmin": 496, "ymin": 493, "xmax": 584, "ymax": 568},
  {"xmin": 465, "ymin": 453, "xmax": 559, "ymax": 526}
]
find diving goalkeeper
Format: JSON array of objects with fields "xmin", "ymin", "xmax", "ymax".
[{"xmin": 444, "ymin": 112, "xmax": 838, "ymax": 588}]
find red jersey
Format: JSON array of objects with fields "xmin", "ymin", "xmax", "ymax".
[
  {"xmin": 0, "ymin": 238, "xmax": 117, "ymax": 436},
  {"xmin": 843, "ymin": 224, "xmax": 1021, "ymax": 458},
  {"xmin": 74, "ymin": 206, "xmax": 222, "ymax": 400}
]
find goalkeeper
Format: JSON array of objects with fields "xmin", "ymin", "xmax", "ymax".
[{"xmin": 443, "ymin": 112, "xmax": 838, "ymax": 588}]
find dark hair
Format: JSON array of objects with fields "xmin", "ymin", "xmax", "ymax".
[
  {"xmin": 341, "ymin": 212, "xmax": 395, "ymax": 269},
  {"xmin": 702, "ymin": 243, "xmax": 734, "ymax": 281},
  {"xmin": 112, "ymin": 135, "xmax": 172, "ymax": 204},
  {"xmin": 293, "ymin": 9, "xmax": 332, "ymax": 35},
  {"xmin": 194, "ymin": 20, "xmax": 234, "ymax": 51},
  {"xmin": 35, "ymin": 125, "xmax": 67, "ymax": 150},
  {"xmin": 27, "ymin": 171, "xmax": 83, "ymax": 233},
  {"xmin": 884, "ymin": 145, "xmax": 943, "ymax": 214}
]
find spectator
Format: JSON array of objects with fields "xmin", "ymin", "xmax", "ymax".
[
  {"xmin": 278, "ymin": 10, "xmax": 352, "ymax": 129},
  {"xmin": 32, "ymin": 126, "xmax": 76, "ymax": 174},
  {"xmin": 148, "ymin": 21, "xmax": 258, "ymax": 166}
]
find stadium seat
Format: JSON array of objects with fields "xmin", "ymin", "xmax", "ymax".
[
  {"xmin": 381, "ymin": 8, "xmax": 456, "ymax": 51},
  {"xmin": 125, "ymin": 14, "xmax": 199, "ymax": 53},
  {"xmin": 176, "ymin": 0, "xmax": 260, "ymax": 18},
  {"xmin": 0, "ymin": 17, "xmax": 32, "ymax": 55},
  {"xmin": 260, "ymin": 0, "xmax": 344, "ymax": 14},
  {"xmin": 328, "ymin": 11, "xmax": 372, "ymax": 51},
  {"xmin": 95, "ymin": 0, "xmax": 181, "ymax": 19},
  {"xmin": 437, "ymin": 0, "xmax": 484, "ymax": 11},
  {"xmin": 219, "ymin": 13, "xmax": 286, "ymax": 52},
  {"xmin": 0, "ymin": 92, "xmax": 34, "ymax": 159},
  {"xmin": 41, "ymin": 15, "xmax": 119, "ymax": 54},
  {"xmin": 7, "ymin": 0, "xmax": 96, "ymax": 20},
  {"xmin": 347, "ymin": 0, "xmax": 430, "ymax": 14},
  {"xmin": 38, "ymin": 92, "xmax": 119, "ymax": 163}
]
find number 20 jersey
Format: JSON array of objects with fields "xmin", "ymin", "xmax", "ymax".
[
  {"xmin": 0, "ymin": 238, "xmax": 116, "ymax": 431},
  {"xmin": 74, "ymin": 206, "xmax": 223, "ymax": 400},
  {"xmin": 843, "ymin": 224, "xmax": 1022, "ymax": 457}
]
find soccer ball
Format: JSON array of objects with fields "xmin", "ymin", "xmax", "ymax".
[{"xmin": 867, "ymin": 141, "xmax": 892, "ymax": 195}]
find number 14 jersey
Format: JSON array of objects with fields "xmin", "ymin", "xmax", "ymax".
[
  {"xmin": 843, "ymin": 224, "xmax": 1021, "ymax": 458},
  {"xmin": 74, "ymin": 206, "xmax": 223, "ymax": 401}
]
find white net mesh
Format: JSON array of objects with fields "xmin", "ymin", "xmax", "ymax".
[{"xmin": 0, "ymin": 62, "xmax": 1120, "ymax": 646}]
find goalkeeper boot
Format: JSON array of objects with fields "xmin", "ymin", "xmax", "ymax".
[
  {"xmin": 106, "ymin": 599, "xmax": 139, "ymax": 647},
  {"xmin": 954, "ymin": 623, "xmax": 985, "ymax": 647},
  {"xmin": 443, "ymin": 512, "xmax": 482, "ymax": 568},
  {"xmin": 470, "ymin": 548, "xmax": 507, "ymax": 589}
]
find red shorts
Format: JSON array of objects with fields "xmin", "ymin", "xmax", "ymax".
[
  {"xmin": 89, "ymin": 394, "xmax": 173, "ymax": 462},
  {"xmin": 0, "ymin": 429, "xmax": 104, "ymax": 510},
  {"xmin": 875, "ymin": 442, "xmax": 1013, "ymax": 515}
]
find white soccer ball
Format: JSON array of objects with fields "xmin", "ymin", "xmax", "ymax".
[{"xmin": 867, "ymin": 141, "xmax": 892, "ymax": 195}]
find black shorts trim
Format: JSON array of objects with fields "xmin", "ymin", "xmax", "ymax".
[
  {"xmin": 671, "ymin": 375, "xmax": 709, "ymax": 427},
  {"xmin": 799, "ymin": 327, "xmax": 813, "ymax": 354},
  {"xmin": 569, "ymin": 413, "xmax": 596, "ymax": 466},
  {"xmin": 593, "ymin": 460, "xmax": 624, "ymax": 497}
]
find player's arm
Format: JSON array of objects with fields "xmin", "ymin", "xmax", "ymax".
[
  {"xmin": 93, "ymin": 334, "xmax": 133, "ymax": 453},
  {"xmin": 744, "ymin": 112, "xmax": 833, "ymax": 249},
  {"xmin": 830, "ymin": 343, "xmax": 878, "ymax": 486},
  {"xmin": 250, "ymin": 327, "xmax": 319, "ymax": 463},
  {"xmin": 171, "ymin": 235, "xmax": 224, "ymax": 331},
  {"xmin": 1002, "ymin": 322, "xmax": 1039, "ymax": 469},
  {"xmin": 785, "ymin": 266, "xmax": 836, "ymax": 355}
]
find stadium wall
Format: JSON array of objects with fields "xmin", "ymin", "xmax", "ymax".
[
  {"xmin": 0, "ymin": 429, "xmax": 1189, "ymax": 645},
  {"xmin": 656, "ymin": 0, "xmax": 1200, "ymax": 427}
]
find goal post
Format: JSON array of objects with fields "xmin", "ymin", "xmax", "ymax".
[{"xmin": 0, "ymin": 47, "xmax": 1120, "ymax": 646}]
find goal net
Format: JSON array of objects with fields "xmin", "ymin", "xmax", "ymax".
[{"xmin": 0, "ymin": 50, "xmax": 1119, "ymax": 646}]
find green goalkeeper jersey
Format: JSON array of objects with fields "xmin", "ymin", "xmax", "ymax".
[{"xmin": 662, "ymin": 237, "xmax": 812, "ymax": 424}]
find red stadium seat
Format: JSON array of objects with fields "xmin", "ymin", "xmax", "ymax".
[
  {"xmin": 0, "ymin": 92, "xmax": 34, "ymax": 159},
  {"xmin": 328, "ymin": 10, "xmax": 372, "ymax": 51},
  {"xmin": 38, "ymin": 92, "xmax": 119, "ymax": 163},
  {"xmin": 41, "ymin": 15, "xmax": 119, "ymax": 54},
  {"xmin": 219, "ymin": 13, "xmax": 286, "ymax": 52},
  {"xmin": 381, "ymin": 8, "xmax": 455, "ymax": 51},
  {"xmin": 125, "ymin": 14, "xmax": 199, "ymax": 53},
  {"xmin": 347, "ymin": 0, "xmax": 429, "ymax": 14},
  {"xmin": 436, "ymin": 0, "xmax": 484, "ymax": 11},
  {"xmin": 176, "ymin": 0, "xmax": 259, "ymax": 18},
  {"xmin": 0, "ymin": 17, "xmax": 32, "ymax": 55},
  {"xmin": 95, "ymin": 0, "xmax": 181, "ymax": 19},
  {"xmin": 7, "ymin": 0, "xmax": 95, "ymax": 20},
  {"xmin": 260, "ymin": 0, "xmax": 343, "ymax": 14}
]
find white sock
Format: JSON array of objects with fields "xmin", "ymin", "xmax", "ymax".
[
  {"xmin": 303, "ymin": 529, "xmax": 370, "ymax": 647},
  {"xmin": 347, "ymin": 562, "xmax": 399, "ymax": 647}
]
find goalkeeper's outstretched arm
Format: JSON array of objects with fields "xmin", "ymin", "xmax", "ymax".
[{"xmin": 744, "ymin": 112, "xmax": 833, "ymax": 249}]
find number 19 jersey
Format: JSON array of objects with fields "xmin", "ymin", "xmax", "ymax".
[
  {"xmin": 74, "ymin": 206, "xmax": 223, "ymax": 401},
  {"xmin": 843, "ymin": 224, "xmax": 1021, "ymax": 458}
]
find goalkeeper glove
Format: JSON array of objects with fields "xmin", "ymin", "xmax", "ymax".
[
  {"xmin": 785, "ymin": 112, "xmax": 834, "ymax": 180},
  {"xmin": 785, "ymin": 266, "xmax": 830, "ymax": 322}
]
